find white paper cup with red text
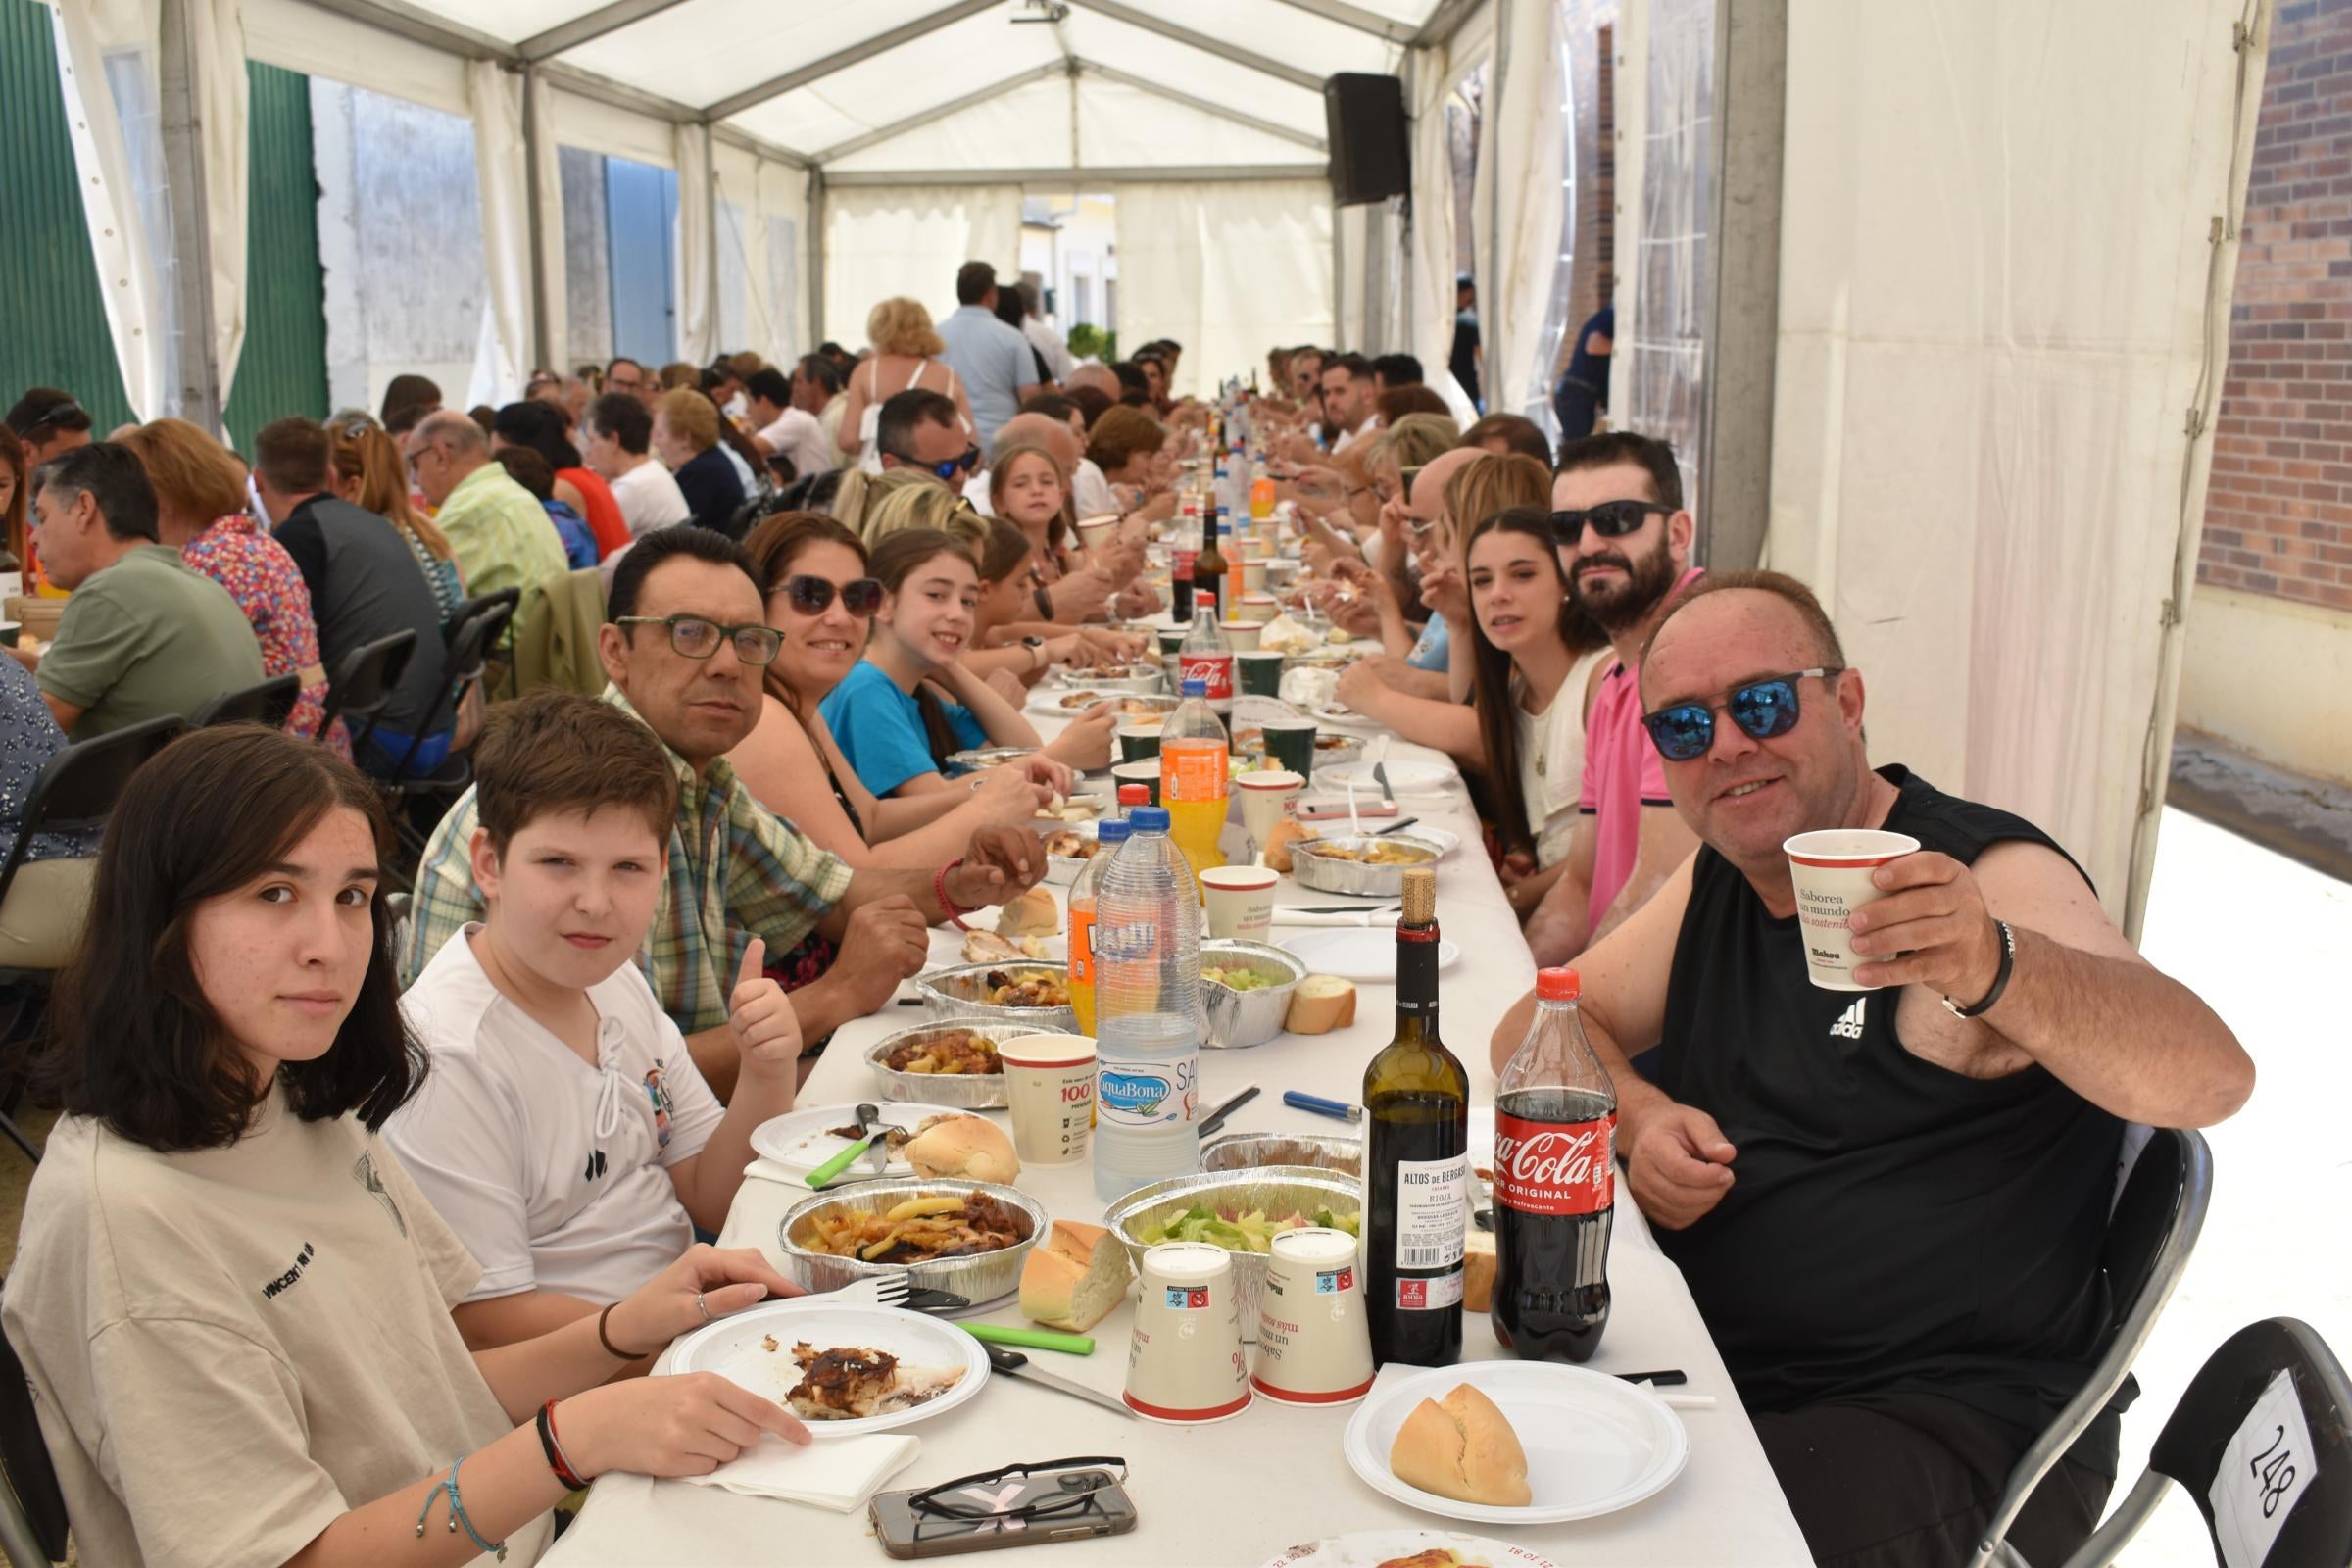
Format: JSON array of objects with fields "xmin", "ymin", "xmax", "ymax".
[
  {"xmin": 997, "ymin": 1033, "xmax": 1097, "ymax": 1165},
  {"xmin": 1783, "ymin": 829, "xmax": 1921, "ymax": 991},
  {"xmin": 1124, "ymin": 1242, "xmax": 1251, "ymax": 1423},
  {"xmin": 1251, "ymin": 1226, "xmax": 1374, "ymax": 1404},
  {"xmin": 1199, "ymin": 864, "xmax": 1278, "ymax": 942},
  {"xmin": 1075, "ymin": 514, "xmax": 1120, "ymax": 554}
]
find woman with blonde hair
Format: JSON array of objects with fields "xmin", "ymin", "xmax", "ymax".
[
  {"xmin": 119, "ymin": 418, "xmax": 346, "ymax": 759},
  {"xmin": 862, "ymin": 476, "xmax": 988, "ymax": 551},
  {"xmin": 326, "ymin": 417, "xmax": 466, "ymax": 624},
  {"xmin": 837, "ymin": 298, "xmax": 974, "ymax": 467}
]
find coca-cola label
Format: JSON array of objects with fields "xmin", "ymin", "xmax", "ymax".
[
  {"xmin": 1180, "ymin": 653, "xmax": 1234, "ymax": 702},
  {"xmin": 1173, "ymin": 548, "xmax": 1198, "ymax": 583},
  {"xmin": 1493, "ymin": 1111, "xmax": 1616, "ymax": 1216}
]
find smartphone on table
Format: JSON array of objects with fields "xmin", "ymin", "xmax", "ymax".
[{"xmin": 870, "ymin": 1456, "xmax": 1137, "ymax": 1558}]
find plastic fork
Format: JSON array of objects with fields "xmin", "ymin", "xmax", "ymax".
[{"xmin": 825, "ymin": 1275, "xmax": 913, "ymax": 1310}]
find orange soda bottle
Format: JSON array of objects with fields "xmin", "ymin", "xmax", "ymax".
[{"xmin": 1160, "ymin": 672, "xmax": 1230, "ymax": 889}]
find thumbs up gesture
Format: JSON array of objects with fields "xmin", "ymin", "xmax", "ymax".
[{"xmin": 727, "ymin": 938, "xmax": 803, "ymax": 1085}]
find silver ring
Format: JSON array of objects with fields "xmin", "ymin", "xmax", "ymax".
[{"xmin": 694, "ymin": 1292, "xmax": 713, "ymax": 1324}]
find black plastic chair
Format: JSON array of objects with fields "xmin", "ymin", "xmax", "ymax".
[
  {"xmin": 1973, "ymin": 1126, "xmax": 2214, "ymax": 1567},
  {"xmin": 189, "ymin": 671, "xmax": 300, "ymax": 730},
  {"xmin": 0, "ymin": 1292, "xmax": 68, "ymax": 1567},
  {"xmin": 314, "ymin": 629, "xmax": 416, "ymax": 764},
  {"xmin": 444, "ymin": 587, "xmax": 520, "ymax": 702},
  {"xmin": 381, "ymin": 598, "xmax": 519, "ymax": 878},
  {"xmin": 0, "ymin": 714, "xmax": 185, "ymax": 1166},
  {"xmin": 2063, "ymin": 1318, "xmax": 2352, "ymax": 1567}
]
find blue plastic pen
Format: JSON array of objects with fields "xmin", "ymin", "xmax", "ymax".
[{"xmin": 1283, "ymin": 1090, "xmax": 1364, "ymax": 1123}]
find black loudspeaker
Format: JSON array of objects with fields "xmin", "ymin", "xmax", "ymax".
[{"xmin": 1324, "ymin": 73, "xmax": 1409, "ymax": 207}]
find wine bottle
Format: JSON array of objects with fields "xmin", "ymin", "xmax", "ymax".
[
  {"xmin": 1195, "ymin": 505, "xmax": 1229, "ymax": 624},
  {"xmin": 1363, "ymin": 866, "xmax": 1469, "ymax": 1367}
]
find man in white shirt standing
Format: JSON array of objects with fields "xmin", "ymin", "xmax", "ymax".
[
  {"xmin": 744, "ymin": 367, "xmax": 833, "ymax": 480},
  {"xmin": 584, "ymin": 391, "xmax": 690, "ymax": 536},
  {"xmin": 389, "ymin": 692, "xmax": 803, "ymax": 1348},
  {"xmin": 936, "ymin": 261, "xmax": 1044, "ymax": 451},
  {"xmin": 1018, "ymin": 278, "xmax": 1075, "ymax": 384}
]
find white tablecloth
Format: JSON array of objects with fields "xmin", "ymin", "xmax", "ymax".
[{"xmin": 547, "ymin": 715, "xmax": 1810, "ymax": 1567}]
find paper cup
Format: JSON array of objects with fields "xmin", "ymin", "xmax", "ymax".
[
  {"xmin": 1126, "ymin": 1242, "xmax": 1251, "ymax": 1423},
  {"xmin": 1260, "ymin": 718, "xmax": 1318, "ymax": 781},
  {"xmin": 1115, "ymin": 722, "xmax": 1164, "ymax": 762},
  {"xmin": 1110, "ymin": 758, "xmax": 1161, "ymax": 807},
  {"xmin": 1235, "ymin": 594, "xmax": 1279, "ymax": 625},
  {"xmin": 1237, "ymin": 650, "xmax": 1287, "ymax": 698},
  {"xmin": 1220, "ymin": 619, "xmax": 1264, "ymax": 653},
  {"xmin": 1783, "ymin": 829, "xmax": 1921, "ymax": 990},
  {"xmin": 1076, "ymin": 514, "xmax": 1120, "ymax": 553},
  {"xmin": 1200, "ymin": 864, "xmax": 1278, "ymax": 942},
  {"xmin": 1235, "ymin": 768, "xmax": 1303, "ymax": 858},
  {"xmin": 1156, "ymin": 627, "xmax": 1188, "ymax": 662},
  {"xmin": 1252, "ymin": 1227, "xmax": 1373, "ymax": 1404},
  {"xmin": 1241, "ymin": 558, "xmax": 1270, "ymax": 593},
  {"xmin": 998, "ymin": 1034, "xmax": 1098, "ymax": 1164}
]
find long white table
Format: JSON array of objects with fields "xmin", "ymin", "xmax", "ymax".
[{"xmin": 548, "ymin": 716, "xmax": 1810, "ymax": 1567}]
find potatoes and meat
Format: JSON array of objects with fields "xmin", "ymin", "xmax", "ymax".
[
  {"xmin": 797, "ymin": 1191, "xmax": 1030, "ymax": 1264},
  {"xmin": 880, "ymin": 1029, "xmax": 1001, "ymax": 1077}
]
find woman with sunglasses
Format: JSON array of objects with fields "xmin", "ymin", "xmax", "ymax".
[
  {"xmin": 3, "ymin": 726, "xmax": 808, "ymax": 1568},
  {"xmin": 727, "ymin": 513, "xmax": 1064, "ymax": 868},
  {"xmin": 823, "ymin": 529, "xmax": 1113, "ymax": 800}
]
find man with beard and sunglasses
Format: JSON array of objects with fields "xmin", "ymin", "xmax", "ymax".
[
  {"xmin": 877, "ymin": 388, "xmax": 980, "ymax": 498},
  {"xmin": 1521, "ymin": 431, "xmax": 1704, "ymax": 964},
  {"xmin": 1490, "ymin": 572, "xmax": 2252, "ymax": 1568}
]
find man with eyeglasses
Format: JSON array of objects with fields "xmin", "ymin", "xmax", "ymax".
[
  {"xmin": 403, "ymin": 526, "xmax": 1047, "ymax": 1100},
  {"xmin": 875, "ymin": 388, "xmax": 979, "ymax": 497},
  {"xmin": 1488, "ymin": 571, "xmax": 2252, "ymax": 1568},
  {"xmin": 604, "ymin": 356, "xmax": 658, "ymax": 412},
  {"xmin": 1520, "ymin": 431, "xmax": 1705, "ymax": 966},
  {"xmin": 402, "ymin": 410, "xmax": 568, "ymax": 629}
]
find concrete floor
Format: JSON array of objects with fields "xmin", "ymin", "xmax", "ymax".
[{"xmin": 0, "ymin": 804, "xmax": 2340, "ymax": 1564}]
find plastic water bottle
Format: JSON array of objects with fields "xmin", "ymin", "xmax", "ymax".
[
  {"xmin": 1091, "ymin": 806, "xmax": 1202, "ymax": 1201},
  {"xmin": 1065, "ymin": 816, "xmax": 1130, "ymax": 1037}
]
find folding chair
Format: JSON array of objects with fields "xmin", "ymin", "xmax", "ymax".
[
  {"xmin": 0, "ymin": 1298, "xmax": 68, "ymax": 1567},
  {"xmin": 380, "ymin": 598, "xmax": 518, "ymax": 877},
  {"xmin": 2063, "ymin": 1317, "xmax": 2352, "ymax": 1567},
  {"xmin": 1973, "ymin": 1126, "xmax": 2215, "ymax": 1567},
  {"xmin": 0, "ymin": 715, "xmax": 185, "ymax": 1166},
  {"xmin": 445, "ymin": 587, "xmax": 520, "ymax": 701},
  {"xmin": 314, "ymin": 629, "xmax": 416, "ymax": 764},
  {"xmin": 189, "ymin": 671, "xmax": 300, "ymax": 730}
]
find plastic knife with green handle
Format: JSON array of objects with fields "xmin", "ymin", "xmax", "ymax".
[{"xmin": 957, "ymin": 1322, "xmax": 1096, "ymax": 1355}]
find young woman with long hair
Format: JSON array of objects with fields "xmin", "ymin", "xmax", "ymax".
[
  {"xmin": 820, "ymin": 528, "xmax": 1112, "ymax": 797},
  {"xmin": 725, "ymin": 512, "xmax": 1064, "ymax": 866},
  {"xmin": 326, "ymin": 417, "xmax": 466, "ymax": 625},
  {"xmin": 3, "ymin": 727, "xmax": 807, "ymax": 1568}
]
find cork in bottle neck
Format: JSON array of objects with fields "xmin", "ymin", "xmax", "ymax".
[{"xmin": 1399, "ymin": 866, "xmax": 1436, "ymax": 925}]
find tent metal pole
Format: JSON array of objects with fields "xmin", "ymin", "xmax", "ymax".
[
  {"xmin": 1696, "ymin": 0, "xmax": 1788, "ymax": 573},
  {"xmin": 1399, "ymin": 49, "xmax": 1416, "ymax": 360},
  {"xmin": 1063, "ymin": 0, "xmax": 1324, "ymax": 92},
  {"xmin": 809, "ymin": 61, "xmax": 1074, "ymax": 164},
  {"xmin": 1267, "ymin": 0, "xmax": 1420, "ymax": 44},
  {"xmin": 158, "ymin": 0, "xmax": 223, "ymax": 431},
  {"xmin": 1485, "ymin": 0, "xmax": 1508, "ymax": 414},
  {"xmin": 704, "ymin": 0, "xmax": 1003, "ymax": 121},
  {"xmin": 825, "ymin": 166, "xmax": 1328, "ymax": 187},
  {"xmin": 517, "ymin": 0, "xmax": 690, "ymax": 62},
  {"xmin": 1078, "ymin": 63, "xmax": 1328, "ymax": 153},
  {"xmin": 522, "ymin": 62, "xmax": 554, "ymax": 374},
  {"xmin": 807, "ymin": 166, "xmax": 827, "ymax": 354}
]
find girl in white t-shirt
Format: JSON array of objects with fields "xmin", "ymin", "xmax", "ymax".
[
  {"xmin": 388, "ymin": 691, "xmax": 808, "ymax": 1350},
  {"xmin": 3, "ymin": 726, "xmax": 808, "ymax": 1568}
]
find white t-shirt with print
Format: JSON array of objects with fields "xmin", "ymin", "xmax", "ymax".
[{"xmin": 388, "ymin": 925, "xmax": 726, "ymax": 1306}]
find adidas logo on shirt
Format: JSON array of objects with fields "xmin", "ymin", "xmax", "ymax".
[{"xmin": 1828, "ymin": 997, "xmax": 1868, "ymax": 1040}]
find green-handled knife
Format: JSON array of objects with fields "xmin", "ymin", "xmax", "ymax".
[
  {"xmin": 803, "ymin": 1102, "xmax": 884, "ymax": 1188},
  {"xmin": 957, "ymin": 1321, "xmax": 1096, "ymax": 1355}
]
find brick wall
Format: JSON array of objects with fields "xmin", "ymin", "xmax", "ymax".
[{"xmin": 2200, "ymin": 0, "xmax": 2352, "ymax": 612}]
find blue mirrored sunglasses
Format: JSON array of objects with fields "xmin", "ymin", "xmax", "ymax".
[{"xmin": 1642, "ymin": 668, "xmax": 1842, "ymax": 761}]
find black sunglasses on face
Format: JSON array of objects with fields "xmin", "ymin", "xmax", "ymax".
[
  {"xmin": 1549, "ymin": 500, "xmax": 1673, "ymax": 543},
  {"xmin": 1642, "ymin": 668, "xmax": 1843, "ymax": 761},
  {"xmin": 613, "ymin": 613, "xmax": 785, "ymax": 665},
  {"xmin": 930, "ymin": 445, "xmax": 982, "ymax": 479},
  {"xmin": 781, "ymin": 574, "xmax": 883, "ymax": 617}
]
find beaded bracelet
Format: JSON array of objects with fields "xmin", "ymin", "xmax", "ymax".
[
  {"xmin": 537, "ymin": 1399, "xmax": 589, "ymax": 1491},
  {"xmin": 415, "ymin": 1457, "xmax": 506, "ymax": 1560}
]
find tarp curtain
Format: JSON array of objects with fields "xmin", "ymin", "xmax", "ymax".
[
  {"xmin": 1613, "ymin": 0, "xmax": 1712, "ymax": 510},
  {"xmin": 1114, "ymin": 180, "xmax": 1335, "ymax": 405},
  {"xmin": 1763, "ymin": 0, "xmax": 2266, "ymax": 931},
  {"xmin": 1406, "ymin": 40, "xmax": 1462, "ymax": 412},
  {"xmin": 465, "ymin": 56, "xmax": 530, "ymax": 408},
  {"xmin": 1477, "ymin": 0, "xmax": 1568, "ymax": 425},
  {"xmin": 673, "ymin": 121, "xmax": 716, "ymax": 368},
  {"xmin": 527, "ymin": 69, "xmax": 564, "ymax": 378},
  {"xmin": 49, "ymin": 0, "xmax": 247, "ymax": 424},
  {"xmin": 822, "ymin": 185, "xmax": 1022, "ymax": 349}
]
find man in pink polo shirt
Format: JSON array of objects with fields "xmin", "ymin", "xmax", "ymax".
[{"xmin": 1524, "ymin": 432, "xmax": 1702, "ymax": 965}]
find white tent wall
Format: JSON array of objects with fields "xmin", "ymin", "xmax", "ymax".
[
  {"xmin": 466, "ymin": 58, "xmax": 531, "ymax": 407},
  {"xmin": 1475, "ymin": 0, "xmax": 1570, "ymax": 427},
  {"xmin": 671, "ymin": 121, "xmax": 716, "ymax": 367},
  {"xmin": 1764, "ymin": 0, "xmax": 2268, "ymax": 932},
  {"xmin": 822, "ymin": 186, "xmax": 1023, "ymax": 350},
  {"xmin": 1115, "ymin": 180, "xmax": 1336, "ymax": 405},
  {"xmin": 1612, "ymin": 0, "xmax": 1712, "ymax": 510},
  {"xmin": 1407, "ymin": 33, "xmax": 1464, "ymax": 408}
]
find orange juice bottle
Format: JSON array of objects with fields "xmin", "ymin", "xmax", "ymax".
[
  {"xmin": 1065, "ymin": 816, "xmax": 1131, "ymax": 1036},
  {"xmin": 1160, "ymin": 673, "xmax": 1231, "ymax": 887},
  {"xmin": 1250, "ymin": 460, "xmax": 1275, "ymax": 520}
]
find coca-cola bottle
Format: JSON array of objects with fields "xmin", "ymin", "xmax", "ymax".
[
  {"xmin": 1492, "ymin": 966, "xmax": 1616, "ymax": 1362},
  {"xmin": 1177, "ymin": 610, "xmax": 1234, "ymax": 717}
]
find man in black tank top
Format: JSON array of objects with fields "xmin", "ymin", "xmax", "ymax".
[{"xmin": 1487, "ymin": 572, "xmax": 2252, "ymax": 1568}]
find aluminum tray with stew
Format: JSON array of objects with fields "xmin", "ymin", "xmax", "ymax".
[{"xmin": 1289, "ymin": 833, "xmax": 1445, "ymax": 898}]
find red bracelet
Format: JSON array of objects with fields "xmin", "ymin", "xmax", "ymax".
[
  {"xmin": 935, "ymin": 858, "xmax": 971, "ymax": 930},
  {"xmin": 537, "ymin": 1399, "xmax": 589, "ymax": 1491}
]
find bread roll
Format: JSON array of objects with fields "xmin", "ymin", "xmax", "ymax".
[
  {"xmin": 1389, "ymin": 1383, "xmax": 1531, "ymax": 1507},
  {"xmin": 1263, "ymin": 818, "xmax": 1318, "ymax": 873},
  {"xmin": 995, "ymin": 885, "xmax": 1059, "ymax": 938},
  {"xmin": 1462, "ymin": 1229, "xmax": 1497, "ymax": 1313},
  {"xmin": 1285, "ymin": 974, "xmax": 1356, "ymax": 1035},
  {"xmin": 1019, "ymin": 1220, "xmax": 1133, "ymax": 1332},
  {"xmin": 903, "ymin": 1115, "xmax": 1020, "ymax": 1185}
]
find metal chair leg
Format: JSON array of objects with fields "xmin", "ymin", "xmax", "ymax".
[{"xmin": 0, "ymin": 1114, "xmax": 40, "ymax": 1168}]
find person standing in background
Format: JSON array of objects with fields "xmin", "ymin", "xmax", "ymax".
[
  {"xmin": 1450, "ymin": 275, "xmax": 1484, "ymax": 411},
  {"xmin": 1017, "ymin": 279, "xmax": 1075, "ymax": 384},
  {"xmin": 935, "ymin": 262, "xmax": 1043, "ymax": 452},
  {"xmin": 1553, "ymin": 301, "xmax": 1615, "ymax": 441}
]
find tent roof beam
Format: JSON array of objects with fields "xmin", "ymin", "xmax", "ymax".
[
  {"xmin": 703, "ymin": 0, "xmax": 1004, "ymax": 122},
  {"xmin": 1267, "ymin": 0, "xmax": 1419, "ymax": 45},
  {"xmin": 517, "ymin": 0, "xmax": 693, "ymax": 62},
  {"xmin": 809, "ymin": 59, "xmax": 1073, "ymax": 164},
  {"xmin": 827, "ymin": 164, "xmax": 1327, "ymax": 187},
  {"xmin": 1077, "ymin": 62, "xmax": 1327, "ymax": 152},
  {"xmin": 1062, "ymin": 0, "xmax": 1324, "ymax": 93}
]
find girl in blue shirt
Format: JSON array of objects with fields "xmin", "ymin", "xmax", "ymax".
[{"xmin": 821, "ymin": 529, "xmax": 1101, "ymax": 799}]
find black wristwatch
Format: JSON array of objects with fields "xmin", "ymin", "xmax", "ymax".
[
  {"xmin": 1033, "ymin": 585, "xmax": 1054, "ymax": 618},
  {"xmin": 1021, "ymin": 634, "xmax": 1047, "ymax": 670}
]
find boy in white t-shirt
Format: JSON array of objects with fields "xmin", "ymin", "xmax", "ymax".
[{"xmin": 388, "ymin": 691, "xmax": 803, "ymax": 1348}]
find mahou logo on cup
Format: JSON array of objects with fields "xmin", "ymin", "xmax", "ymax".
[
  {"xmin": 1493, "ymin": 1112, "xmax": 1617, "ymax": 1215},
  {"xmin": 1179, "ymin": 653, "xmax": 1234, "ymax": 701}
]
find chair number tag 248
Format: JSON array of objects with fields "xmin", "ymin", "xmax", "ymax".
[{"xmin": 2212, "ymin": 1368, "xmax": 2316, "ymax": 1568}]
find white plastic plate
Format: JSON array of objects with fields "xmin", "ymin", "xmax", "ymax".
[{"xmin": 666, "ymin": 1297, "xmax": 990, "ymax": 1438}]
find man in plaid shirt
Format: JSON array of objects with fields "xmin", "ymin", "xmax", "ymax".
[{"xmin": 402, "ymin": 527, "xmax": 1045, "ymax": 1098}]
